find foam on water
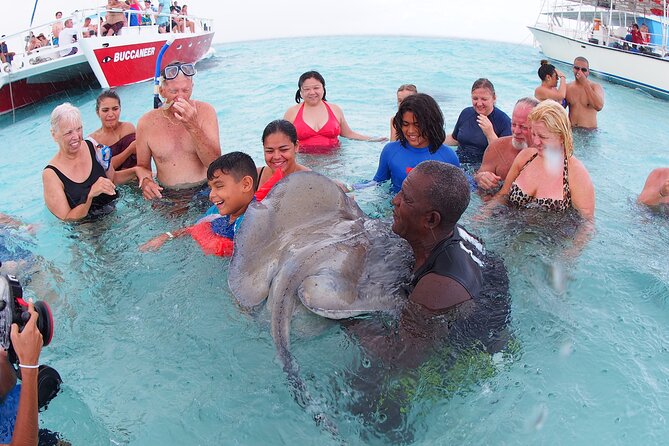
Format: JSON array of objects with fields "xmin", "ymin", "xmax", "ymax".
[{"xmin": 1, "ymin": 36, "xmax": 668, "ymax": 444}]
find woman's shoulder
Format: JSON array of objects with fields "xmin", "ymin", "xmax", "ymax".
[
  {"xmin": 119, "ymin": 121, "xmax": 136, "ymax": 135},
  {"xmin": 284, "ymin": 103, "xmax": 301, "ymax": 121},
  {"xmin": 568, "ymin": 156, "xmax": 593, "ymax": 184}
]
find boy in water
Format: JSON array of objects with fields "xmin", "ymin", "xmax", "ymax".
[{"xmin": 141, "ymin": 152, "xmax": 280, "ymax": 255}]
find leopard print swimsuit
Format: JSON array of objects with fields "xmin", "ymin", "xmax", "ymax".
[{"xmin": 508, "ymin": 153, "xmax": 572, "ymax": 212}]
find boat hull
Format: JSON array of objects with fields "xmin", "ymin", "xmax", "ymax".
[
  {"xmin": 529, "ymin": 26, "xmax": 669, "ymax": 99},
  {"xmin": 1, "ymin": 30, "xmax": 214, "ymax": 115}
]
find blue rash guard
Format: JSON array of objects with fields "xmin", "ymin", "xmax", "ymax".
[
  {"xmin": 451, "ymin": 106, "xmax": 512, "ymax": 165},
  {"xmin": 372, "ymin": 141, "xmax": 460, "ymax": 193}
]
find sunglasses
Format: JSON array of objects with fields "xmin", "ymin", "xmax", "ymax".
[
  {"xmin": 163, "ymin": 63, "xmax": 196, "ymax": 80},
  {"xmin": 573, "ymin": 66, "xmax": 589, "ymax": 72}
]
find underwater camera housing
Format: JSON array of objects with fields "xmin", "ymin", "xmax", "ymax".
[{"xmin": 0, "ymin": 272, "xmax": 54, "ymax": 356}]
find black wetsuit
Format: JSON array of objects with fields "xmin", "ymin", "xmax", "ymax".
[
  {"xmin": 44, "ymin": 140, "xmax": 117, "ymax": 217},
  {"xmin": 410, "ymin": 225, "xmax": 484, "ymax": 299}
]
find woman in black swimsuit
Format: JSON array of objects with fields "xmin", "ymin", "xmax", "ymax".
[
  {"xmin": 492, "ymin": 100, "xmax": 595, "ymax": 221},
  {"xmin": 42, "ymin": 103, "xmax": 136, "ymax": 221}
]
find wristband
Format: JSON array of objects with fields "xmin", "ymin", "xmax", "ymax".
[
  {"xmin": 19, "ymin": 363, "xmax": 39, "ymax": 369},
  {"xmin": 165, "ymin": 231, "xmax": 174, "ymax": 239}
]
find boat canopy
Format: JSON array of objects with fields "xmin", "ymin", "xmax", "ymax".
[{"xmin": 569, "ymin": 0, "xmax": 667, "ymax": 17}]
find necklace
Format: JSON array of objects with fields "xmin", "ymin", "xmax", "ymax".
[{"xmin": 161, "ymin": 108, "xmax": 179, "ymax": 126}]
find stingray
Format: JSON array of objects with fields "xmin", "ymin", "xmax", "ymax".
[{"xmin": 228, "ymin": 171, "xmax": 412, "ymax": 423}]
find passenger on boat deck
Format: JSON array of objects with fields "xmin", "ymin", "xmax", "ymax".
[
  {"xmin": 0, "ymin": 38, "xmax": 15, "ymax": 64},
  {"xmin": 640, "ymin": 22, "xmax": 650, "ymax": 44},
  {"xmin": 156, "ymin": 0, "xmax": 170, "ymax": 33},
  {"xmin": 490, "ymin": 100, "xmax": 595, "ymax": 221},
  {"xmin": 128, "ymin": 0, "xmax": 143, "ymax": 27},
  {"xmin": 444, "ymin": 78, "xmax": 512, "ymax": 165},
  {"xmin": 372, "ymin": 93, "xmax": 459, "ymax": 193},
  {"xmin": 474, "ymin": 97, "xmax": 538, "ymax": 195},
  {"xmin": 42, "ymin": 103, "xmax": 140, "ymax": 221},
  {"xmin": 57, "ymin": 19, "xmax": 78, "ymax": 57},
  {"xmin": 37, "ymin": 34, "xmax": 50, "ymax": 46},
  {"xmin": 51, "ymin": 11, "xmax": 63, "ymax": 45},
  {"xmin": 170, "ymin": 7, "xmax": 181, "ymax": 32},
  {"xmin": 284, "ymin": 70, "xmax": 387, "ymax": 153},
  {"xmin": 103, "ymin": 0, "xmax": 129, "ymax": 36},
  {"xmin": 136, "ymin": 60, "xmax": 221, "ymax": 199},
  {"xmin": 88, "ymin": 90, "xmax": 138, "ymax": 172},
  {"xmin": 535, "ymin": 60, "xmax": 567, "ymax": 106},
  {"xmin": 26, "ymin": 34, "xmax": 43, "ymax": 53},
  {"xmin": 82, "ymin": 18, "xmax": 96, "ymax": 37},
  {"xmin": 565, "ymin": 56, "xmax": 604, "ymax": 129},
  {"xmin": 180, "ymin": 5, "xmax": 195, "ymax": 33},
  {"xmin": 257, "ymin": 120, "xmax": 310, "ymax": 189},
  {"xmin": 638, "ymin": 168, "xmax": 669, "ymax": 206},
  {"xmin": 630, "ymin": 24, "xmax": 644, "ymax": 45},
  {"xmin": 390, "ymin": 84, "xmax": 417, "ymax": 141}
]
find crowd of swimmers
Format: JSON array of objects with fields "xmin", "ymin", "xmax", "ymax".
[{"xmin": 2, "ymin": 56, "xmax": 669, "ymax": 444}]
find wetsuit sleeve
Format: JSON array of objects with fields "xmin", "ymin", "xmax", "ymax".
[
  {"xmin": 372, "ymin": 144, "xmax": 392, "ymax": 183},
  {"xmin": 451, "ymin": 109, "xmax": 466, "ymax": 140},
  {"xmin": 442, "ymin": 145, "xmax": 461, "ymax": 168}
]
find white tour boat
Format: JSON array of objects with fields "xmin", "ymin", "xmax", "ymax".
[
  {"xmin": 529, "ymin": 0, "xmax": 669, "ymax": 99},
  {"xmin": 0, "ymin": 6, "xmax": 214, "ymax": 115}
]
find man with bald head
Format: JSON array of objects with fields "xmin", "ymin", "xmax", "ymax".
[{"xmin": 474, "ymin": 97, "xmax": 538, "ymax": 195}]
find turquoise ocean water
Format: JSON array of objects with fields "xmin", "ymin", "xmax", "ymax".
[{"xmin": 1, "ymin": 36, "xmax": 669, "ymax": 444}]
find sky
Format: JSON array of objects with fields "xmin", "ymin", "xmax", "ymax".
[{"xmin": 1, "ymin": 0, "xmax": 543, "ymax": 46}]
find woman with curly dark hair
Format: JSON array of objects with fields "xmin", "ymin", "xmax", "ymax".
[{"xmin": 371, "ymin": 93, "xmax": 460, "ymax": 193}]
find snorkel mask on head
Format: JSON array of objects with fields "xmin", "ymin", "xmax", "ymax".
[{"xmin": 0, "ymin": 268, "xmax": 54, "ymax": 354}]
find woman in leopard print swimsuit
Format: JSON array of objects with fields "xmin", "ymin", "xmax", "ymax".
[{"xmin": 492, "ymin": 100, "xmax": 595, "ymax": 221}]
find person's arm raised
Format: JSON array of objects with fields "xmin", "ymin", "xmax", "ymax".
[
  {"xmin": 8, "ymin": 301, "xmax": 42, "ymax": 446},
  {"xmin": 332, "ymin": 103, "xmax": 387, "ymax": 142},
  {"xmin": 171, "ymin": 99, "xmax": 221, "ymax": 166}
]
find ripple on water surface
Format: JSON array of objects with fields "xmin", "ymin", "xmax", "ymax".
[{"xmin": 0, "ymin": 36, "xmax": 668, "ymax": 445}]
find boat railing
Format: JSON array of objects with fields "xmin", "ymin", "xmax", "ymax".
[{"xmin": 0, "ymin": 14, "xmax": 83, "ymax": 76}]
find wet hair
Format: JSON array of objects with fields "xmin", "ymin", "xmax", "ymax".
[
  {"xmin": 574, "ymin": 56, "xmax": 589, "ymax": 66},
  {"xmin": 393, "ymin": 93, "xmax": 445, "ymax": 154},
  {"xmin": 262, "ymin": 119, "xmax": 298, "ymax": 145},
  {"xmin": 413, "ymin": 161, "xmax": 470, "ymax": 229},
  {"xmin": 397, "ymin": 84, "xmax": 417, "ymax": 93},
  {"xmin": 50, "ymin": 102, "xmax": 82, "ymax": 132},
  {"xmin": 537, "ymin": 59, "xmax": 557, "ymax": 81},
  {"xmin": 527, "ymin": 100, "xmax": 574, "ymax": 157},
  {"xmin": 471, "ymin": 78, "xmax": 495, "ymax": 96},
  {"xmin": 95, "ymin": 89, "xmax": 121, "ymax": 113},
  {"xmin": 515, "ymin": 97, "xmax": 539, "ymax": 109},
  {"xmin": 295, "ymin": 71, "xmax": 327, "ymax": 103},
  {"xmin": 207, "ymin": 151, "xmax": 259, "ymax": 190}
]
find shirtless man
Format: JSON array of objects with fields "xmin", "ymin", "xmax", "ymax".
[
  {"xmin": 638, "ymin": 168, "xmax": 669, "ymax": 206},
  {"xmin": 565, "ymin": 56, "xmax": 605, "ymax": 129},
  {"xmin": 474, "ymin": 97, "xmax": 538, "ymax": 194},
  {"xmin": 136, "ymin": 61, "xmax": 221, "ymax": 200},
  {"xmin": 103, "ymin": 0, "xmax": 129, "ymax": 36},
  {"xmin": 51, "ymin": 11, "xmax": 63, "ymax": 45}
]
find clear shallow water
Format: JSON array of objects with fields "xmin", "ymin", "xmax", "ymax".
[{"xmin": 0, "ymin": 36, "xmax": 669, "ymax": 445}]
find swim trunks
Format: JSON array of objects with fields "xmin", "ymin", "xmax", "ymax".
[
  {"xmin": 508, "ymin": 153, "xmax": 572, "ymax": 212},
  {"xmin": 103, "ymin": 21, "xmax": 124, "ymax": 35},
  {"xmin": 293, "ymin": 102, "xmax": 341, "ymax": 153},
  {"xmin": 44, "ymin": 140, "xmax": 118, "ymax": 217},
  {"xmin": 410, "ymin": 225, "xmax": 484, "ymax": 300},
  {"xmin": 451, "ymin": 106, "xmax": 512, "ymax": 165},
  {"xmin": 372, "ymin": 141, "xmax": 460, "ymax": 193}
]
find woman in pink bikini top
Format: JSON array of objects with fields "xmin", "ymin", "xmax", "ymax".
[{"xmin": 284, "ymin": 71, "xmax": 386, "ymax": 154}]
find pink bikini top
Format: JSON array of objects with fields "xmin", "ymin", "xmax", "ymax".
[{"xmin": 293, "ymin": 101, "xmax": 341, "ymax": 153}]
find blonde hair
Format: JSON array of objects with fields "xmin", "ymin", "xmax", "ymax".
[
  {"xmin": 50, "ymin": 102, "xmax": 81, "ymax": 132},
  {"xmin": 527, "ymin": 99, "xmax": 574, "ymax": 157}
]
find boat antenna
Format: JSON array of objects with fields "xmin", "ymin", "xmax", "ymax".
[
  {"xmin": 29, "ymin": 0, "xmax": 39, "ymax": 27},
  {"xmin": 153, "ymin": 39, "xmax": 174, "ymax": 109}
]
